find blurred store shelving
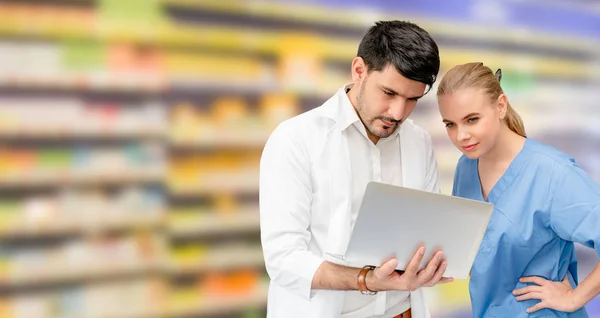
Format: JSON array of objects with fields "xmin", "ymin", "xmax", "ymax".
[{"xmin": 0, "ymin": 0, "xmax": 598, "ymax": 317}]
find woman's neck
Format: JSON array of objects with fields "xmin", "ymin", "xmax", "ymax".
[{"xmin": 479, "ymin": 126, "xmax": 526, "ymax": 168}]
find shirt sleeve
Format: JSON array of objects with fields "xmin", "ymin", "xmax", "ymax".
[
  {"xmin": 550, "ymin": 161, "xmax": 600, "ymax": 258},
  {"xmin": 423, "ymin": 132, "xmax": 441, "ymax": 194},
  {"xmin": 451, "ymin": 160, "xmax": 460, "ymax": 197},
  {"xmin": 259, "ymin": 123, "xmax": 324, "ymax": 300}
]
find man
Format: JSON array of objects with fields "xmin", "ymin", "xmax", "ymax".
[{"xmin": 259, "ymin": 21, "xmax": 450, "ymax": 318}]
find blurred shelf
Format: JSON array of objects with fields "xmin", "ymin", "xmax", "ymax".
[
  {"xmin": 0, "ymin": 170, "xmax": 164, "ymax": 189},
  {"xmin": 96, "ymin": 309, "xmax": 165, "ymax": 318},
  {"xmin": 0, "ymin": 130, "xmax": 165, "ymax": 142},
  {"xmin": 170, "ymin": 75, "xmax": 339, "ymax": 98},
  {"xmin": 2, "ymin": 0, "xmax": 598, "ymax": 58},
  {"xmin": 169, "ymin": 132, "xmax": 271, "ymax": 150},
  {"xmin": 0, "ymin": 0, "xmax": 95, "ymax": 5},
  {"xmin": 169, "ymin": 208, "xmax": 259, "ymax": 238},
  {"xmin": 0, "ymin": 80, "xmax": 165, "ymax": 95},
  {"xmin": 171, "ymin": 25, "xmax": 599, "ymax": 80},
  {"xmin": 0, "ymin": 75, "xmax": 336, "ymax": 101},
  {"xmin": 164, "ymin": 0, "xmax": 600, "ymax": 54},
  {"xmin": 169, "ymin": 246, "xmax": 264, "ymax": 276},
  {"xmin": 169, "ymin": 175, "xmax": 259, "ymax": 197},
  {"xmin": 0, "ymin": 217, "xmax": 164, "ymax": 240},
  {"xmin": 0, "ymin": 262, "xmax": 163, "ymax": 290},
  {"xmin": 0, "ymin": 86, "xmax": 164, "ymax": 102},
  {"xmin": 169, "ymin": 281, "xmax": 268, "ymax": 317},
  {"xmin": 0, "ymin": 11, "xmax": 595, "ymax": 81},
  {"xmin": 169, "ymin": 184, "xmax": 258, "ymax": 197}
]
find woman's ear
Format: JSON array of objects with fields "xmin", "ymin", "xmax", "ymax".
[{"xmin": 497, "ymin": 94, "xmax": 508, "ymax": 120}]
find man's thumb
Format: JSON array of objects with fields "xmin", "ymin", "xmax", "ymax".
[{"xmin": 375, "ymin": 258, "xmax": 398, "ymax": 279}]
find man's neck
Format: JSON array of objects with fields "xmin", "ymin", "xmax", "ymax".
[{"xmin": 346, "ymin": 84, "xmax": 380, "ymax": 144}]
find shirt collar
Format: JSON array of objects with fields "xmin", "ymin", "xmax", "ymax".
[{"xmin": 337, "ymin": 83, "xmax": 362, "ymax": 132}]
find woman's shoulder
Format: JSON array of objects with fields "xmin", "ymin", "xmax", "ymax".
[{"xmin": 526, "ymin": 138, "xmax": 576, "ymax": 171}]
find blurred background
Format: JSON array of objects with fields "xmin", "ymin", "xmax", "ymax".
[{"xmin": 0, "ymin": 0, "xmax": 598, "ymax": 317}]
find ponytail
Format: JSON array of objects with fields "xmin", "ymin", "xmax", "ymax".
[{"xmin": 504, "ymin": 103, "xmax": 526, "ymax": 137}]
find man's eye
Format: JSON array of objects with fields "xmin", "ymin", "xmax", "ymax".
[{"xmin": 383, "ymin": 90, "xmax": 394, "ymax": 96}]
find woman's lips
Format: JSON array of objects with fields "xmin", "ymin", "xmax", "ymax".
[{"xmin": 461, "ymin": 143, "xmax": 479, "ymax": 152}]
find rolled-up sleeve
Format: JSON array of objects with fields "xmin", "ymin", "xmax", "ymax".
[
  {"xmin": 259, "ymin": 123, "xmax": 324, "ymax": 300},
  {"xmin": 550, "ymin": 162, "xmax": 600, "ymax": 258}
]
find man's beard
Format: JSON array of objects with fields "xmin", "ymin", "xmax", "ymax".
[{"xmin": 356, "ymin": 85, "xmax": 401, "ymax": 138}]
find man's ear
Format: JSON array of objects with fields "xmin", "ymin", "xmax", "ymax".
[{"xmin": 351, "ymin": 57, "xmax": 368, "ymax": 83}]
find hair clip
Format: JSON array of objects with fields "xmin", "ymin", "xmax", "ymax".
[{"xmin": 495, "ymin": 68, "xmax": 502, "ymax": 82}]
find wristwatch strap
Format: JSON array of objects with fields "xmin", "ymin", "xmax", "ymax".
[{"xmin": 358, "ymin": 265, "xmax": 378, "ymax": 295}]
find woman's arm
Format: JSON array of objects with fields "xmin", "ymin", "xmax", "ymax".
[
  {"xmin": 572, "ymin": 262, "xmax": 600, "ymax": 309},
  {"xmin": 514, "ymin": 162, "xmax": 600, "ymax": 313}
]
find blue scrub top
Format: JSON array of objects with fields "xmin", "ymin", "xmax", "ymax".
[{"xmin": 453, "ymin": 138, "xmax": 600, "ymax": 317}]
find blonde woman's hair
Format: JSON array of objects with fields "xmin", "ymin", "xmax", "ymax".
[{"xmin": 437, "ymin": 62, "xmax": 526, "ymax": 137}]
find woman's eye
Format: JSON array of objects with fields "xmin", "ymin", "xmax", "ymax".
[
  {"xmin": 445, "ymin": 123, "xmax": 454, "ymax": 128},
  {"xmin": 468, "ymin": 117, "xmax": 479, "ymax": 123}
]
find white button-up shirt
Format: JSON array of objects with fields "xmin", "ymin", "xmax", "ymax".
[
  {"xmin": 260, "ymin": 85, "xmax": 440, "ymax": 318},
  {"xmin": 342, "ymin": 85, "xmax": 408, "ymax": 317}
]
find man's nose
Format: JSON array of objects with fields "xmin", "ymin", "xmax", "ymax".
[{"xmin": 388, "ymin": 99, "xmax": 406, "ymax": 121}]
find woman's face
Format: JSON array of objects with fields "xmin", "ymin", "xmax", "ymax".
[{"xmin": 438, "ymin": 88, "xmax": 505, "ymax": 159}]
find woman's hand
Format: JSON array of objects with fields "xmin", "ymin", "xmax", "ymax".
[{"xmin": 513, "ymin": 275, "xmax": 582, "ymax": 314}]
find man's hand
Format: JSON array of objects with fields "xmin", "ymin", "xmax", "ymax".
[{"xmin": 365, "ymin": 246, "xmax": 453, "ymax": 292}]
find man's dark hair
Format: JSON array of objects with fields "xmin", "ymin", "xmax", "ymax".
[{"xmin": 357, "ymin": 20, "xmax": 440, "ymax": 90}]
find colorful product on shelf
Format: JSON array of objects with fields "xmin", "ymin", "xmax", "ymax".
[
  {"xmin": 0, "ymin": 187, "xmax": 165, "ymax": 238},
  {"xmin": 5, "ymin": 278, "xmax": 166, "ymax": 318},
  {"xmin": 203, "ymin": 270, "xmax": 260, "ymax": 296},
  {"xmin": 169, "ymin": 204, "xmax": 259, "ymax": 237},
  {"xmin": 168, "ymin": 274, "xmax": 268, "ymax": 316},
  {"xmin": 169, "ymin": 152, "xmax": 260, "ymax": 194},
  {"xmin": 0, "ymin": 144, "xmax": 164, "ymax": 185},
  {"xmin": 259, "ymin": 93, "xmax": 299, "ymax": 129},
  {"xmin": 170, "ymin": 244, "xmax": 208, "ymax": 268},
  {"xmin": 169, "ymin": 102, "xmax": 204, "ymax": 145},
  {"xmin": 2, "ymin": 233, "xmax": 166, "ymax": 286},
  {"xmin": 0, "ymin": 99, "xmax": 166, "ymax": 137}
]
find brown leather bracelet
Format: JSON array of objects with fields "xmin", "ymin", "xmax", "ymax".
[{"xmin": 358, "ymin": 265, "xmax": 377, "ymax": 295}]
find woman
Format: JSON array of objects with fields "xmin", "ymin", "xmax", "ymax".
[{"xmin": 437, "ymin": 62, "xmax": 600, "ymax": 317}]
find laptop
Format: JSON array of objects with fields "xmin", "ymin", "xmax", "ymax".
[{"xmin": 343, "ymin": 181, "xmax": 493, "ymax": 280}]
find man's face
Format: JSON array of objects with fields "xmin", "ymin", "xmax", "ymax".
[{"xmin": 352, "ymin": 62, "xmax": 426, "ymax": 143}]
